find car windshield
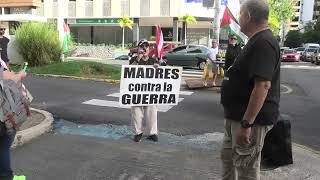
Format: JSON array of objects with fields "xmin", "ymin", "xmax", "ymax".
[
  {"xmin": 284, "ymin": 50, "xmax": 296, "ymax": 54},
  {"xmin": 307, "ymin": 49, "xmax": 317, "ymax": 52},
  {"xmin": 296, "ymin": 47, "xmax": 305, "ymax": 51}
]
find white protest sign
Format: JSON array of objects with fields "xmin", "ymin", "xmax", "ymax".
[{"xmin": 120, "ymin": 65, "xmax": 182, "ymax": 106}]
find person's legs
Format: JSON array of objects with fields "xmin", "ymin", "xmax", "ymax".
[
  {"xmin": 212, "ymin": 63, "xmax": 219, "ymax": 86},
  {"xmin": 231, "ymin": 121, "xmax": 273, "ymax": 180},
  {"xmin": 221, "ymin": 119, "xmax": 235, "ymax": 180},
  {"xmin": 0, "ymin": 132, "xmax": 16, "ymax": 180},
  {"xmin": 131, "ymin": 106, "xmax": 144, "ymax": 135},
  {"xmin": 144, "ymin": 106, "xmax": 158, "ymax": 136}
]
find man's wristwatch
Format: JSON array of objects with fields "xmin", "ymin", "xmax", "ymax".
[{"xmin": 240, "ymin": 120, "xmax": 254, "ymax": 128}]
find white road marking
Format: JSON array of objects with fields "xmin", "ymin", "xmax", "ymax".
[
  {"xmin": 82, "ymin": 98, "xmax": 184, "ymax": 112},
  {"xmin": 281, "ymin": 65, "xmax": 320, "ymax": 70},
  {"xmin": 280, "ymin": 84, "xmax": 293, "ymax": 94}
]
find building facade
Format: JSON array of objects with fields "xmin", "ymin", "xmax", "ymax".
[{"xmin": 40, "ymin": 0, "xmax": 217, "ymax": 46}]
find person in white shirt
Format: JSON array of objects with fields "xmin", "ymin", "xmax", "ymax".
[{"xmin": 204, "ymin": 39, "xmax": 219, "ymax": 87}]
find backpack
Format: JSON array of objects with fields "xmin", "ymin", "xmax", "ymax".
[{"xmin": 0, "ymin": 67, "xmax": 31, "ymax": 136}]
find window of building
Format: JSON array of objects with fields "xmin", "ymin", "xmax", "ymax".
[
  {"xmin": 203, "ymin": 0, "xmax": 214, "ymax": 8},
  {"xmin": 160, "ymin": 0, "xmax": 170, "ymax": 16},
  {"xmin": 103, "ymin": 0, "xmax": 112, "ymax": 16},
  {"xmin": 121, "ymin": 0, "xmax": 130, "ymax": 16},
  {"xmin": 291, "ymin": 25, "xmax": 299, "ymax": 28},
  {"xmin": 85, "ymin": 0, "xmax": 93, "ymax": 16},
  {"xmin": 140, "ymin": 0, "xmax": 150, "ymax": 16},
  {"xmin": 68, "ymin": 0, "xmax": 76, "ymax": 17},
  {"xmin": 292, "ymin": 16, "xmax": 299, "ymax": 22}
]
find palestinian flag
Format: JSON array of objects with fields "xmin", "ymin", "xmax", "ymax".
[
  {"xmin": 155, "ymin": 25, "xmax": 164, "ymax": 59},
  {"xmin": 63, "ymin": 22, "xmax": 71, "ymax": 53},
  {"xmin": 220, "ymin": 7, "xmax": 247, "ymax": 43}
]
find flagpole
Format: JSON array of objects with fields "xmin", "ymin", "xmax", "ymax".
[{"xmin": 213, "ymin": 0, "xmax": 221, "ymax": 41}]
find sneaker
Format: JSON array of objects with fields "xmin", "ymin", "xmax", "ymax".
[
  {"xmin": 134, "ymin": 133, "xmax": 143, "ymax": 142},
  {"xmin": 147, "ymin": 134, "xmax": 158, "ymax": 142}
]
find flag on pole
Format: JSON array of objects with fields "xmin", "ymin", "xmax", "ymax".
[
  {"xmin": 155, "ymin": 25, "xmax": 164, "ymax": 59},
  {"xmin": 62, "ymin": 22, "xmax": 71, "ymax": 53},
  {"xmin": 220, "ymin": 6, "xmax": 247, "ymax": 43}
]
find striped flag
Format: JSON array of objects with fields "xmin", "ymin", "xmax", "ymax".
[
  {"xmin": 63, "ymin": 22, "xmax": 71, "ymax": 53},
  {"xmin": 220, "ymin": 6, "xmax": 247, "ymax": 43},
  {"xmin": 155, "ymin": 25, "xmax": 164, "ymax": 59}
]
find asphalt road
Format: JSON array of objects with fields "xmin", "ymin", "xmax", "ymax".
[{"xmin": 22, "ymin": 62, "xmax": 320, "ymax": 151}]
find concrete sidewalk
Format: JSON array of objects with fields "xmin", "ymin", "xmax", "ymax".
[{"xmin": 10, "ymin": 109, "xmax": 320, "ymax": 180}]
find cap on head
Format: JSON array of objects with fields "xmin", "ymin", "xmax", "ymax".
[{"xmin": 138, "ymin": 39, "xmax": 150, "ymax": 47}]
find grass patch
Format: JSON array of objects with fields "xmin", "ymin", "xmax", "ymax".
[{"xmin": 10, "ymin": 61, "xmax": 121, "ymax": 80}]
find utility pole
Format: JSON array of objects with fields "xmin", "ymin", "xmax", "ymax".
[{"xmin": 212, "ymin": 0, "xmax": 221, "ymax": 41}]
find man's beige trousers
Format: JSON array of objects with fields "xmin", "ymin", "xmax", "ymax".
[
  {"xmin": 221, "ymin": 119, "xmax": 273, "ymax": 180},
  {"xmin": 131, "ymin": 106, "xmax": 158, "ymax": 135}
]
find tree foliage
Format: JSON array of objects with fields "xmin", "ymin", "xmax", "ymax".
[
  {"xmin": 284, "ymin": 30, "xmax": 303, "ymax": 47},
  {"xmin": 268, "ymin": 0, "xmax": 295, "ymax": 35}
]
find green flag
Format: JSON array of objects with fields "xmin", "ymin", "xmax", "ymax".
[{"xmin": 13, "ymin": 175, "xmax": 26, "ymax": 180}]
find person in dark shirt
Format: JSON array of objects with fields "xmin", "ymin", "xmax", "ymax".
[
  {"xmin": 225, "ymin": 34, "xmax": 242, "ymax": 70},
  {"xmin": 130, "ymin": 39, "xmax": 160, "ymax": 143},
  {"xmin": 0, "ymin": 24, "xmax": 10, "ymax": 63},
  {"xmin": 220, "ymin": 0, "xmax": 280, "ymax": 179}
]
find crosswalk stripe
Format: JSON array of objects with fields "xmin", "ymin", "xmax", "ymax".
[
  {"xmin": 107, "ymin": 91, "xmax": 194, "ymax": 97},
  {"xmin": 281, "ymin": 65, "xmax": 320, "ymax": 70},
  {"xmin": 82, "ymin": 99, "xmax": 177, "ymax": 112}
]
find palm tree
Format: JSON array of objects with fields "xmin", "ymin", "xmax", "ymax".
[
  {"xmin": 179, "ymin": 14, "xmax": 197, "ymax": 44},
  {"xmin": 119, "ymin": 16, "xmax": 133, "ymax": 49}
]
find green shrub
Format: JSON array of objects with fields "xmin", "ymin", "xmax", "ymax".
[{"xmin": 15, "ymin": 22, "xmax": 62, "ymax": 66}]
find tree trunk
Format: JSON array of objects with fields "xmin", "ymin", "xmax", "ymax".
[
  {"xmin": 122, "ymin": 27, "xmax": 125, "ymax": 49},
  {"xmin": 184, "ymin": 23, "xmax": 187, "ymax": 45}
]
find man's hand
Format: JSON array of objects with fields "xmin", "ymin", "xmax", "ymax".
[
  {"xmin": 3, "ymin": 70, "xmax": 27, "ymax": 83},
  {"xmin": 153, "ymin": 63, "xmax": 160, "ymax": 69},
  {"xmin": 236, "ymin": 127, "xmax": 251, "ymax": 146}
]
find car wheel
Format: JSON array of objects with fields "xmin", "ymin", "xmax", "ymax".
[{"xmin": 198, "ymin": 61, "xmax": 206, "ymax": 70}]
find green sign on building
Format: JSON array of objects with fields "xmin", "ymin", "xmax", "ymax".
[{"xmin": 75, "ymin": 18, "xmax": 122, "ymax": 24}]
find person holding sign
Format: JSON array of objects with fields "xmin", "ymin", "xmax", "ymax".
[{"xmin": 129, "ymin": 39, "xmax": 159, "ymax": 142}]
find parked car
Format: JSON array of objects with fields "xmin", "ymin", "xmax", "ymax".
[
  {"xmin": 303, "ymin": 43, "xmax": 320, "ymax": 49},
  {"xmin": 165, "ymin": 45, "xmax": 209, "ymax": 70},
  {"xmin": 280, "ymin": 47, "xmax": 290, "ymax": 55},
  {"xmin": 294, "ymin": 47, "xmax": 305, "ymax": 56},
  {"xmin": 115, "ymin": 55, "xmax": 129, "ymax": 60},
  {"xmin": 312, "ymin": 48, "xmax": 320, "ymax": 65},
  {"xmin": 281, "ymin": 49, "xmax": 300, "ymax": 62},
  {"xmin": 301, "ymin": 48, "xmax": 318, "ymax": 62}
]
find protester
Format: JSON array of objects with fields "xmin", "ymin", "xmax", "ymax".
[
  {"xmin": 0, "ymin": 24, "xmax": 10, "ymax": 66},
  {"xmin": 225, "ymin": 34, "xmax": 241, "ymax": 70},
  {"xmin": 0, "ymin": 63, "xmax": 27, "ymax": 180},
  {"xmin": 129, "ymin": 39, "xmax": 159, "ymax": 142},
  {"xmin": 203, "ymin": 39, "xmax": 219, "ymax": 87},
  {"xmin": 220, "ymin": 0, "xmax": 280, "ymax": 179}
]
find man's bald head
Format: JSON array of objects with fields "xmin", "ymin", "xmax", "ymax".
[{"xmin": 241, "ymin": 0, "xmax": 269, "ymax": 24}]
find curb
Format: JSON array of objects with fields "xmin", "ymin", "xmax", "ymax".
[
  {"xmin": 11, "ymin": 108, "xmax": 54, "ymax": 148},
  {"xmin": 293, "ymin": 143, "xmax": 320, "ymax": 156},
  {"xmin": 32, "ymin": 74, "xmax": 120, "ymax": 84}
]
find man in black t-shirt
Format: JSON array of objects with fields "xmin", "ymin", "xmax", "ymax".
[
  {"xmin": 0, "ymin": 24, "xmax": 10, "ymax": 63},
  {"xmin": 220, "ymin": 0, "xmax": 280, "ymax": 179}
]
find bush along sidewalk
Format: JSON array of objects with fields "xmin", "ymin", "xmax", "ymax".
[{"xmin": 11, "ymin": 61, "xmax": 121, "ymax": 81}]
